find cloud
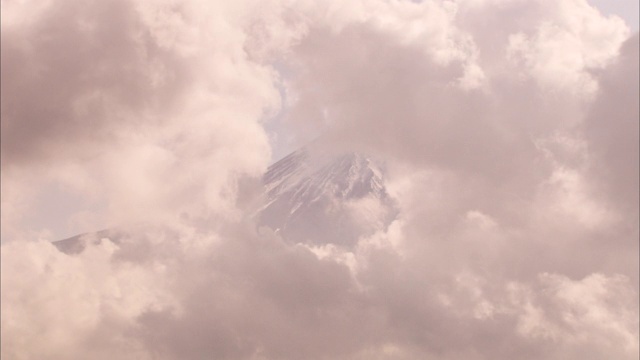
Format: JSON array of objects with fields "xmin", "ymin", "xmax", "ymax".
[
  {"xmin": 1, "ymin": 0, "xmax": 637, "ymax": 359},
  {"xmin": 584, "ymin": 34, "xmax": 639, "ymax": 213},
  {"xmin": 1, "ymin": 0, "xmax": 289, "ymax": 239}
]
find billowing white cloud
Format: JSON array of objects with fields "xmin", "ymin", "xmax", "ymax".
[{"xmin": 1, "ymin": 0, "xmax": 637, "ymax": 359}]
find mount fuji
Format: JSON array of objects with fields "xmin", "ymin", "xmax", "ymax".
[
  {"xmin": 257, "ymin": 147, "xmax": 397, "ymax": 247},
  {"xmin": 54, "ymin": 147, "xmax": 398, "ymax": 252}
]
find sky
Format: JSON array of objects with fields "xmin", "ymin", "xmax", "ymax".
[
  {"xmin": 591, "ymin": 0, "xmax": 639, "ymax": 31},
  {"xmin": 1, "ymin": 0, "xmax": 638, "ymax": 359}
]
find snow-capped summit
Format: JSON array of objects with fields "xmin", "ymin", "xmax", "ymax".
[{"xmin": 256, "ymin": 147, "xmax": 397, "ymax": 247}]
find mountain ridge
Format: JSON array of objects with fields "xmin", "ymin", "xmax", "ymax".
[{"xmin": 54, "ymin": 147, "xmax": 397, "ymax": 252}]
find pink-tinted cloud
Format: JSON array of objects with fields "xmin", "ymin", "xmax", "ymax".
[{"xmin": 1, "ymin": 1, "xmax": 637, "ymax": 359}]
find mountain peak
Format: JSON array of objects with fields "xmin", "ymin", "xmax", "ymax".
[
  {"xmin": 54, "ymin": 147, "xmax": 397, "ymax": 253},
  {"xmin": 257, "ymin": 147, "xmax": 396, "ymax": 247}
]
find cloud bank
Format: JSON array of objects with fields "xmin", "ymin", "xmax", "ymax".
[{"xmin": 1, "ymin": 0, "xmax": 637, "ymax": 359}]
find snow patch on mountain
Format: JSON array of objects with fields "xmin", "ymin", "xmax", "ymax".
[{"xmin": 256, "ymin": 148, "xmax": 398, "ymax": 247}]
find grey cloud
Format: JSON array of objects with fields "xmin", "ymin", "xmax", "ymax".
[
  {"xmin": 584, "ymin": 34, "xmax": 639, "ymax": 213},
  {"xmin": 1, "ymin": 0, "xmax": 191, "ymax": 166}
]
